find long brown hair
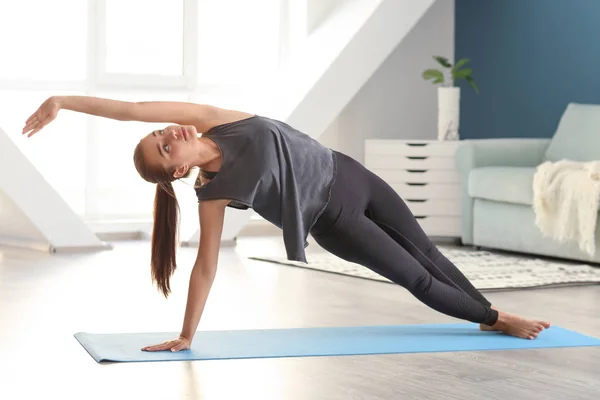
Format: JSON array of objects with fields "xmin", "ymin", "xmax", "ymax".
[{"xmin": 133, "ymin": 143, "xmax": 191, "ymax": 298}]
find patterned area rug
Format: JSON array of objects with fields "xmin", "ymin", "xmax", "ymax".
[{"xmin": 249, "ymin": 245, "xmax": 600, "ymax": 291}]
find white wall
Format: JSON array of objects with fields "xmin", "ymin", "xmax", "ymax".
[
  {"xmin": 320, "ymin": 0, "xmax": 455, "ymax": 162},
  {"xmin": 0, "ymin": 190, "xmax": 45, "ymax": 245},
  {"xmin": 0, "ymin": 126, "xmax": 108, "ymax": 252},
  {"xmin": 307, "ymin": 0, "xmax": 346, "ymax": 34}
]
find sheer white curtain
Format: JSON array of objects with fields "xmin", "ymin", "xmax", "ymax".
[{"xmin": 0, "ymin": 0, "xmax": 287, "ymax": 228}]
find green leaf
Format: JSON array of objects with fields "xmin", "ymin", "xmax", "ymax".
[
  {"xmin": 422, "ymin": 69, "xmax": 444, "ymax": 84},
  {"xmin": 466, "ymin": 75, "xmax": 479, "ymax": 93},
  {"xmin": 452, "ymin": 58, "xmax": 470, "ymax": 73},
  {"xmin": 453, "ymin": 67, "xmax": 473, "ymax": 79},
  {"xmin": 433, "ymin": 56, "xmax": 452, "ymax": 68}
]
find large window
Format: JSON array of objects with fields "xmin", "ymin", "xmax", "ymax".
[
  {"xmin": 0, "ymin": 0, "xmax": 87, "ymax": 81},
  {"xmin": 104, "ymin": 0, "xmax": 185, "ymax": 77},
  {"xmin": 0, "ymin": 0, "xmax": 291, "ymax": 228}
]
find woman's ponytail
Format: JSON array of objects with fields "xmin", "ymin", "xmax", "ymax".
[{"xmin": 151, "ymin": 181, "xmax": 180, "ymax": 297}]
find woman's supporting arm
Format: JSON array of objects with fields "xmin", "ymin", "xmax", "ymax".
[
  {"xmin": 141, "ymin": 198, "xmax": 229, "ymax": 352},
  {"xmin": 179, "ymin": 199, "xmax": 228, "ymax": 342}
]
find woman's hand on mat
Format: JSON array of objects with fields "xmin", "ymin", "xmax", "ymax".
[
  {"xmin": 141, "ymin": 336, "xmax": 191, "ymax": 352},
  {"xmin": 22, "ymin": 96, "xmax": 61, "ymax": 137}
]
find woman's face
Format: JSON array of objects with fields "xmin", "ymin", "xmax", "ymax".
[{"xmin": 139, "ymin": 124, "xmax": 200, "ymax": 178}]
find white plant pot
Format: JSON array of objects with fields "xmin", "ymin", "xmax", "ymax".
[{"xmin": 437, "ymin": 87, "xmax": 460, "ymax": 140}]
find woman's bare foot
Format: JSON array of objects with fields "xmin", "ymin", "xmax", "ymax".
[{"xmin": 490, "ymin": 311, "xmax": 551, "ymax": 339}]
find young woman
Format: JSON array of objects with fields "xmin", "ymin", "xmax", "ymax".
[{"xmin": 23, "ymin": 96, "xmax": 550, "ymax": 352}]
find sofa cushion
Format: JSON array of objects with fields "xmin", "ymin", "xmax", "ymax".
[
  {"xmin": 545, "ymin": 103, "xmax": 600, "ymax": 162},
  {"xmin": 469, "ymin": 167, "xmax": 536, "ymax": 206}
]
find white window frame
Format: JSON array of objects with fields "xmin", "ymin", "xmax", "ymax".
[{"xmin": 93, "ymin": 0, "xmax": 198, "ymax": 90}]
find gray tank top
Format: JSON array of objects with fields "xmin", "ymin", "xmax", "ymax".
[{"xmin": 194, "ymin": 115, "xmax": 337, "ymax": 263}]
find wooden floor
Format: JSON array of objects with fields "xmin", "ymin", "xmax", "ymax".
[{"xmin": 1, "ymin": 236, "xmax": 599, "ymax": 400}]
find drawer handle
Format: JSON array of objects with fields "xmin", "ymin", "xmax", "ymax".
[
  {"xmin": 406, "ymin": 183, "xmax": 427, "ymax": 186},
  {"xmin": 415, "ymin": 216, "xmax": 428, "ymax": 219},
  {"xmin": 406, "ymin": 199, "xmax": 427, "ymax": 203},
  {"xmin": 406, "ymin": 169, "xmax": 427, "ymax": 173},
  {"xmin": 406, "ymin": 143, "xmax": 428, "ymax": 147},
  {"xmin": 405, "ymin": 156, "xmax": 428, "ymax": 160}
]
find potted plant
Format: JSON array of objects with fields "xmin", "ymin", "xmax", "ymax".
[{"xmin": 422, "ymin": 56, "xmax": 478, "ymax": 140}]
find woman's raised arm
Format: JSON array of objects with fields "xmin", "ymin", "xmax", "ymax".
[{"xmin": 22, "ymin": 95, "xmax": 226, "ymax": 137}]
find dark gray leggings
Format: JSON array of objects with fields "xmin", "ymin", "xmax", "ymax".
[{"xmin": 310, "ymin": 151, "xmax": 499, "ymax": 326}]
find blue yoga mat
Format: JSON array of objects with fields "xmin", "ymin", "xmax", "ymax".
[{"xmin": 74, "ymin": 323, "xmax": 600, "ymax": 363}]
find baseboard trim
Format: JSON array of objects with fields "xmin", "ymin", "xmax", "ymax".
[
  {"xmin": 51, "ymin": 242, "xmax": 113, "ymax": 253},
  {"xmin": 0, "ymin": 236, "xmax": 113, "ymax": 254},
  {"xmin": 95, "ymin": 231, "xmax": 147, "ymax": 241},
  {"xmin": 180, "ymin": 239, "xmax": 237, "ymax": 248}
]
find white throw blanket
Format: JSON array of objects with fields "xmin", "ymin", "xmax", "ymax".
[{"xmin": 533, "ymin": 160, "xmax": 600, "ymax": 256}]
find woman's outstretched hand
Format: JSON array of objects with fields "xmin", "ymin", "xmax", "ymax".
[
  {"xmin": 22, "ymin": 96, "xmax": 60, "ymax": 137},
  {"xmin": 142, "ymin": 336, "xmax": 191, "ymax": 352}
]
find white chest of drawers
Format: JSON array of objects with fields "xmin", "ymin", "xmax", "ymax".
[{"xmin": 364, "ymin": 139, "xmax": 461, "ymax": 238}]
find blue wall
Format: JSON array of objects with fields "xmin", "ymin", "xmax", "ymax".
[{"xmin": 455, "ymin": 0, "xmax": 600, "ymax": 139}]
